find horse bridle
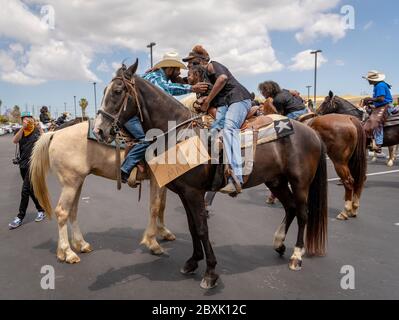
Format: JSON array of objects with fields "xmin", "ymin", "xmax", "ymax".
[{"xmin": 97, "ymin": 73, "xmax": 144, "ymax": 135}]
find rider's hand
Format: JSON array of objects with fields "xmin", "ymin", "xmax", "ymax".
[
  {"xmin": 363, "ymin": 97, "xmax": 374, "ymax": 105},
  {"xmin": 192, "ymin": 82, "xmax": 209, "ymax": 94},
  {"xmin": 199, "ymin": 97, "xmax": 210, "ymax": 112}
]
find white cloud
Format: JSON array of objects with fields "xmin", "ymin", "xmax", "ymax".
[
  {"xmin": 335, "ymin": 59, "xmax": 345, "ymax": 66},
  {"xmin": 1, "ymin": 70, "xmax": 45, "ymax": 85},
  {"xmin": 289, "ymin": 50, "xmax": 327, "ymax": 71},
  {"xmin": 363, "ymin": 21, "xmax": 374, "ymax": 30},
  {"xmin": 296, "ymin": 14, "xmax": 347, "ymax": 44},
  {"xmin": 1, "ymin": 0, "xmax": 347, "ymax": 85},
  {"xmin": 96, "ymin": 59, "xmax": 110, "ymax": 73}
]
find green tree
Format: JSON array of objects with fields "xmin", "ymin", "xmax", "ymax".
[
  {"xmin": 10, "ymin": 105, "xmax": 21, "ymax": 123},
  {"xmin": 79, "ymin": 98, "xmax": 88, "ymax": 118}
]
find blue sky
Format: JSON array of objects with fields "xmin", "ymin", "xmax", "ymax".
[{"xmin": 0, "ymin": 0, "xmax": 398, "ymax": 118}]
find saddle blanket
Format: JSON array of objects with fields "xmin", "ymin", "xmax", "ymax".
[
  {"xmin": 239, "ymin": 114, "xmax": 294, "ymax": 149},
  {"xmin": 385, "ymin": 113, "xmax": 399, "ymax": 127}
]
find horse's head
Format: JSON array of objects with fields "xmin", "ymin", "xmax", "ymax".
[
  {"xmin": 318, "ymin": 91, "xmax": 338, "ymax": 115},
  {"xmin": 93, "ymin": 59, "xmax": 140, "ymax": 143}
]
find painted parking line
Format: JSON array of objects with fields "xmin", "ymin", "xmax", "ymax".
[{"xmin": 328, "ymin": 169, "xmax": 399, "ymax": 182}]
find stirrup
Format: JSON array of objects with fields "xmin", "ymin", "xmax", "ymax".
[{"xmin": 127, "ymin": 167, "xmax": 140, "ymax": 188}]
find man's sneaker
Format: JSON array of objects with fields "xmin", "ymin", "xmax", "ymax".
[
  {"xmin": 35, "ymin": 211, "xmax": 45, "ymax": 222},
  {"xmin": 9, "ymin": 217, "xmax": 22, "ymax": 230}
]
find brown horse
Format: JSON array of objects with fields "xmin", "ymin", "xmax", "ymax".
[
  {"xmin": 319, "ymin": 91, "xmax": 399, "ymax": 167},
  {"xmin": 190, "ymin": 67, "xmax": 367, "ymax": 221},
  {"xmin": 93, "ymin": 61, "xmax": 328, "ymax": 289}
]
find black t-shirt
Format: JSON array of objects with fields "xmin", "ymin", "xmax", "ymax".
[
  {"xmin": 40, "ymin": 113, "xmax": 50, "ymax": 124},
  {"xmin": 18, "ymin": 127, "xmax": 41, "ymax": 169},
  {"xmin": 273, "ymin": 89, "xmax": 306, "ymax": 115},
  {"xmin": 207, "ymin": 61, "xmax": 252, "ymax": 107}
]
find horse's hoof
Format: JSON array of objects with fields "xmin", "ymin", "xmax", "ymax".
[
  {"xmin": 162, "ymin": 233, "xmax": 176, "ymax": 242},
  {"xmin": 150, "ymin": 245, "xmax": 164, "ymax": 256},
  {"xmin": 288, "ymin": 258, "xmax": 302, "ymax": 271},
  {"xmin": 275, "ymin": 244, "xmax": 286, "ymax": 256},
  {"xmin": 387, "ymin": 160, "xmax": 394, "ymax": 167},
  {"xmin": 336, "ymin": 212, "xmax": 349, "ymax": 221},
  {"xmin": 200, "ymin": 275, "xmax": 219, "ymax": 290},
  {"xmin": 80, "ymin": 243, "xmax": 93, "ymax": 253},
  {"xmin": 65, "ymin": 252, "xmax": 81, "ymax": 264},
  {"xmin": 180, "ymin": 261, "xmax": 199, "ymax": 275}
]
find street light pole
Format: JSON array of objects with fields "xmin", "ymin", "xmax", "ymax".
[
  {"xmin": 147, "ymin": 42, "xmax": 156, "ymax": 68},
  {"xmin": 306, "ymin": 86, "xmax": 312, "ymax": 101},
  {"xmin": 74, "ymin": 96, "xmax": 77, "ymax": 118},
  {"xmin": 310, "ymin": 50, "xmax": 322, "ymax": 109},
  {"xmin": 93, "ymin": 82, "xmax": 97, "ymax": 116},
  {"xmin": 64, "ymin": 102, "xmax": 67, "ymax": 113}
]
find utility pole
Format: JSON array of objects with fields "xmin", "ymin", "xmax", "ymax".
[
  {"xmin": 310, "ymin": 50, "xmax": 322, "ymax": 108},
  {"xmin": 64, "ymin": 102, "xmax": 67, "ymax": 113},
  {"xmin": 93, "ymin": 82, "xmax": 97, "ymax": 116},
  {"xmin": 74, "ymin": 96, "xmax": 77, "ymax": 119},
  {"xmin": 147, "ymin": 42, "xmax": 156, "ymax": 68}
]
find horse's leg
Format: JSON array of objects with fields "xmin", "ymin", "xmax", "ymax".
[
  {"xmin": 288, "ymin": 183, "xmax": 309, "ymax": 271},
  {"xmin": 371, "ymin": 151, "xmax": 377, "ymax": 163},
  {"xmin": 333, "ymin": 163, "xmax": 355, "ymax": 220},
  {"xmin": 387, "ymin": 146, "xmax": 395, "ymax": 167},
  {"xmin": 178, "ymin": 193, "xmax": 204, "ymax": 275},
  {"xmin": 156, "ymin": 187, "xmax": 176, "ymax": 241},
  {"xmin": 141, "ymin": 178, "xmax": 167, "ymax": 255},
  {"xmin": 55, "ymin": 185, "xmax": 81, "ymax": 264},
  {"xmin": 268, "ymin": 183, "xmax": 296, "ymax": 255},
  {"xmin": 179, "ymin": 190, "xmax": 218, "ymax": 289},
  {"xmin": 69, "ymin": 182, "xmax": 92, "ymax": 253}
]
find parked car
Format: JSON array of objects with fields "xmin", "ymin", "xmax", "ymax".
[{"xmin": 0, "ymin": 127, "xmax": 6, "ymax": 136}]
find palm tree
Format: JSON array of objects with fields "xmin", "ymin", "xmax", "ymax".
[{"xmin": 79, "ymin": 98, "xmax": 88, "ymax": 119}]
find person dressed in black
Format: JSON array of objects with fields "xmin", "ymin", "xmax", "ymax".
[
  {"xmin": 39, "ymin": 106, "xmax": 51, "ymax": 124},
  {"xmin": 259, "ymin": 81, "xmax": 309, "ymax": 120},
  {"xmin": 9, "ymin": 112, "xmax": 45, "ymax": 230},
  {"xmin": 56, "ymin": 112, "xmax": 68, "ymax": 126}
]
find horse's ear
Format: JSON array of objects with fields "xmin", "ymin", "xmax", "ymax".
[
  {"xmin": 329, "ymin": 90, "xmax": 334, "ymax": 99},
  {"xmin": 126, "ymin": 59, "xmax": 139, "ymax": 78}
]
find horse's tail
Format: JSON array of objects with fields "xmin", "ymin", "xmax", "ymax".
[
  {"xmin": 306, "ymin": 140, "xmax": 328, "ymax": 256},
  {"xmin": 349, "ymin": 117, "xmax": 367, "ymax": 192},
  {"xmin": 30, "ymin": 132, "xmax": 55, "ymax": 219}
]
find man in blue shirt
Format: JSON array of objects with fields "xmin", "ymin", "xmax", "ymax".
[
  {"xmin": 121, "ymin": 52, "xmax": 208, "ymax": 185},
  {"xmin": 363, "ymin": 70, "xmax": 394, "ymax": 153}
]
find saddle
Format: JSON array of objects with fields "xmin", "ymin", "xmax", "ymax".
[{"xmin": 204, "ymin": 105, "xmax": 262, "ymax": 130}]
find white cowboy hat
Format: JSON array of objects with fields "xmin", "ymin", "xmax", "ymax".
[
  {"xmin": 363, "ymin": 70, "xmax": 386, "ymax": 82},
  {"xmin": 153, "ymin": 52, "xmax": 187, "ymax": 70}
]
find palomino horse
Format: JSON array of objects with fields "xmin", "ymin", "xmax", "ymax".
[
  {"xmin": 319, "ymin": 91, "xmax": 399, "ymax": 167},
  {"xmin": 30, "ymin": 122, "xmax": 175, "ymax": 264},
  {"xmin": 188, "ymin": 66, "xmax": 367, "ymax": 221},
  {"xmin": 94, "ymin": 61, "xmax": 328, "ymax": 289}
]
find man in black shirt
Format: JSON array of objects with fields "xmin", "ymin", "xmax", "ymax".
[
  {"xmin": 9, "ymin": 112, "xmax": 45, "ymax": 230},
  {"xmin": 183, "ymin": 45, "xmax": 252, "ymax": 195},
  {"xmin": 259, "ymin": 81, "xmax": 308, "ymax": 120}
]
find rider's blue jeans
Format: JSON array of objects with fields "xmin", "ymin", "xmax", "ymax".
[
  {"xmin": 374, "ymin": 105, "xmax": 395, "ymax": 145},
  {"xmin": 286, "ymin": 108, "xmax": 308, "ymax": 120},
  {"xmin": 121, "ymin": 116, "xmax": 150, "ymax": 175},
  {"xmin": 221, "ymin": 99, "xmax": 252, "ymax": 184},
  {"xmin": 210, "ymin": 106, "xmax": 228, "ymax": 134}
]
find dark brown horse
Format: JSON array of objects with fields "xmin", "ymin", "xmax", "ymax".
[
  {"xmin": 190, "ymin": 67, "xmax": 367, "ymax": 221},
  {"xmin": 319, "ymin": 91, "xmax": 399, "ymax": 166},
  {"xmin": 93, "ymin": 61, "xmax": 328, "ymax": 289}
]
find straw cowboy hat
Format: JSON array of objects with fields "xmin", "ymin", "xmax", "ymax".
[
  {"xmin": 154, "ymin": 52, "xmax": 187, "ymax": 70},
  {"xmin": 363, "ymin": 70, "xmax": 386, "ymax": 82}
]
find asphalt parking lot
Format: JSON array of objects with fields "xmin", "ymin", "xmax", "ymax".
[{"xmin": 0, "ymin": 134, "xmax": 398, "ymax": 300}]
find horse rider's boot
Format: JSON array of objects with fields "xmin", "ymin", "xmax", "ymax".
[{"xmin": 219, "ymin": 176, "xmax": 242, "ymax": 195}]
